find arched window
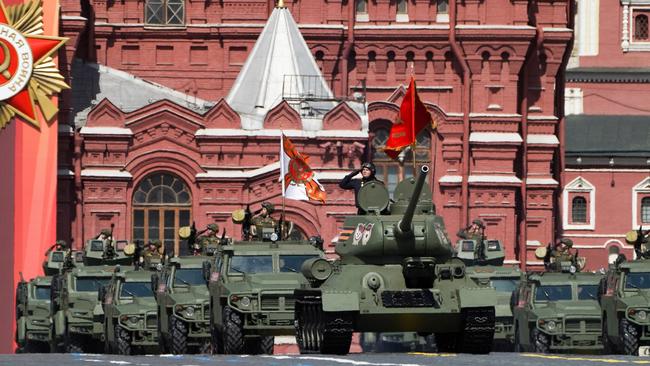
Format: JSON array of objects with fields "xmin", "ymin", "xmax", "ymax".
[
  {"xmin": 371, "ymin": 123, "xmax": 431, "ymax": 194},
  {"xmin": 356, "ymin": 0, "xmax": 368, "ymax": 13},
  {"xmin": 642, "ymin": 197, "xmax": 650, "ymax": 223},
  {"xmin": 635, "ymin": 14, "xmax": 649, "ymax": 41},
  {"xmin": 145, "ymin": 0, "xmax": 185, "ymax": 25},
  {"xmin": 571, "ymin": 196, "xmax": 587, "ymax": 223},
  {"xmin": 133, "ymin": 172, "xmax": 191, "ymax": 255}
]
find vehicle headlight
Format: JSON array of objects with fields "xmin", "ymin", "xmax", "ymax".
[
  {"xmin": 639, "ymin": 310, "xmax": 647, "ymax": 320},
  {"xmin": 128, "ymin": 316, "xmax": 140, "ymax": 324},
  {"xmin": 184, "ymin": 306, "xmax": 195, "ymax": 318},
  {"xmin": 240, "ymin": 296, "xmax": 251, "ymax": 307},
  {"xmin": 547, "ymin": 320, "xmax": 557, "ymax": 331}
]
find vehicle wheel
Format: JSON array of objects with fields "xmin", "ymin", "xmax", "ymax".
[
  {"xmin": 222, "ymin": 307, "xmax": 244, "ymax": 354},
  {"xmin": 620, "ymin": 318, "xmax": 640, "ymax": 356},
  {"xmin": 531, "ymin": 328, "xmax": 550, "ymax": 354},
  {"xmin": 421, "ymin": 334, "xmax": 438, "ymax": 353},
  {"xmin": 198, "ymin": 340, "xmax": 212, "ymax": 354},
  {"xmin": 115, "ymin": 324, "xmax": 132, "ymax": 355},
  {"xmin": 257, "ymin": 336, "xmax": 274, "ymax": 355},
  {"xmin": 65, "ymin": 333, "xmax": 84, "ymax": 353},
  {"xmin": 170, "ymin": 316, "xmax": 188, "ymax": 355},
  {"xmin": 602, "ymin": 316, "xmax": 614, "ymax": 354}
]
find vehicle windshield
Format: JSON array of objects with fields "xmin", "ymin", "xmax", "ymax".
[
  {"xmin": 75, "ymin": 277, "xmax": 111, "ymax": 292},
  {"xmin": 34, "ymin": 286, "xmax": 51, "ymax": 300},
  {"xmin": 279, "ymin": 255, "xmax": 319, "ymax": 273},
  {"xmin": 173, "ymin": 269, "xmax": 205, "ymax": 286},
  {"xmin": 578, "ymin": 285, "xmax": 599, "ymax": 300},
  {"xmin": 625, "ymin": 272, "xmax": 650, "ymax": 290},
  {"xmin": 490, "ymin": 277, "xmax": 520, "ymax": 293},
  {"xmin": 120, "ymin": 282, "xmax": 154, "ymax": 298},
  {"xmin": 535, "ymin": 285, "xmax": 572, "ymax": 301},
  {"xmin": 229, "ymin": 255, "xmax": 273, "ymax": 274}
]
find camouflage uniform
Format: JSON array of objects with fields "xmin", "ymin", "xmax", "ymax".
[
  {"xmin": 143, "ymin": 240, "xmax": 163, "ymax": 268},
  {"xmin": 549, "ymin": 238, "xmax": 575, "ymax": 263},
  {"xmin": 457, "ymin": 219, "xmax": 485, "ymax": 242},
  {"xmin": 251, "ymin": 202, "xmax": 277, "ymax": 240},
  {"xmin": 197, "ymin": 223, "xmax": 220, "ymax": 254}
]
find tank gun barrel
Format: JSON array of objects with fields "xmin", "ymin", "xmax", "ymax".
[{"xmin": 398, "ymin": 165, "xmax": 430, "ymax": 234}]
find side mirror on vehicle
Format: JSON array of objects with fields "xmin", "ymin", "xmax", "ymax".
[
  {"xmin": 202, "ymin": 261, "xmax": 212, "ymax": 283},
  {"xmin": 151, "ymin": 273, "xmax": 159, "ymax": 294}
]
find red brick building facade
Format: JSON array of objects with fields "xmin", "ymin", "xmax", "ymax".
[
  {"xmin": 56, "ymin": 0, "xmax": 573, "ymax": 267},
  {"xmin": 562, "ymin": 0, "xmax": 650, "ymax": 269}
]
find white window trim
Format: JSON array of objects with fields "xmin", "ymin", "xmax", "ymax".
[
  {"xmin": 622, "ymin": 2, "xmax": 650, "ymax": 51},
  {"xmin": 632, "ymin": 177, "xmax": 650, "ymax": 230},
  {"xmin": 563, "ymin": 176, "xmax": 596, "ymax": 230}
]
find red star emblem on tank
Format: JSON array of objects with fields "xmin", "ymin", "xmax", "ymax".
[{"xmin": 0, "ymin": 0, "xmax": 68, "ymax": 129}]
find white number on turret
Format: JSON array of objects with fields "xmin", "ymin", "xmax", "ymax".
[{"xmin": 352, "ymin": 223, "xmax": 374, "ymax": 246}]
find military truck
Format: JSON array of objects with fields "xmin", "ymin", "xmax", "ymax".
[
  {"xmin": 294, "ymin": 166, "xmax": 497, "ymax": 355},
  {"xmin": 15, "ymin": 276, "xmax": 52, "ymax": 353},
  {"xmin": 206, "ymin": 239, "xmax": 324, "ymax": 354},
  {"xmin": 50, "ymin": 266, "xmax": 114, "ymax": 352},
  {"xmin": 153, "ymin": 256, "xmax": 213, "ymax": 354},
  {"xmin": 598, "ymin": 229, "xmax": 650, "ymax": 356},
  {"xmin": 511, "ymin": 271, "xmax": 604, "ymax": 353},
  {"xmin": 456, "ymin": 237, "xmax": 522, "ymax": 350},
  {"xmin": 102, "ymin": 268, "xmax": 158, "ymax": 355}
]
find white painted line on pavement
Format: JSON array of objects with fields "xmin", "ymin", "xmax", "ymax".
[{"xmin": 263, "ymin": 355, "xmax": 424, "ymax": 366}]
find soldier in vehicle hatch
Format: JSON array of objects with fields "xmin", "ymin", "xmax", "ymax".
[
  {"xmin": 544, "ymin": 238, "xmax": 578, "ymax": 270},
  {"xmin": 251, "ymin": 202, "xmax": 277, "ymax": 240},
  {"xmin": 339, "ymin": 162, "xmax": 382, "ymax": 214},
  {"xmin": 457, "ymin": 219, "xmax": 485, "ymax": 242}
]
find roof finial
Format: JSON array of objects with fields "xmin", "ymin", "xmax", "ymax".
[{"xmin": 277, "ymin": 0, "xmax": 286, "ymax": 8}]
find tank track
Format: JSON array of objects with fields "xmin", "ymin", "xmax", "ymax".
[
  {"xmin": 457, "ymin": 307, "xmax": 495, "ymax": 354},
  {"xmin": 295, "ymin": 290, "xmax": 354, "ymax": 355}
]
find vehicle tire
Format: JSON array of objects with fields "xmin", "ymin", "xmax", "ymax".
[
  {"xmin": 620, "ymin": 318, "xmax": 640, "ymax": 356},
  {"xmin": 115, "ymin": 324, "xmax": 132, "ymax": 355},
  {"xmin": 257, "ymin": 336, "xmax": 274, "ymax": 355},
  {"xmin": 198, "ymin": 340, "xmax": 212, "ymax": 354},
  {"xmin": 222, "ymin": 307, "xmax": 244, "ymax": 354},
  {"xmin": 170, "ymin": 316, "xmax": 188, "ymax": 355},
  {"xmin": 531, "ymin": 328, "xmax": 550, "ymax": 354},
  {"xmin": 602, "ymin": 316, "xmax": 614, "ymax": 354},
  {"xmin": 65, "ymin": 333, "xmax": 84, "ymax": 353}
]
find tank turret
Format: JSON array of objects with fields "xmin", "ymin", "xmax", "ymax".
[{"xmin": 335, "ymin": 165, "xmax": 453, "ymax": 264}]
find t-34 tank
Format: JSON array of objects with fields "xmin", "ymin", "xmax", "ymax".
[{"xmin": 295, "ymin": 165, "xmax": 497, "ymax": 355}]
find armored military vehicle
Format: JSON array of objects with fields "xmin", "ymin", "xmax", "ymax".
[
  {"xmin": 153, "ymin": 256, "xmax": 213, "ymax": 354},
  {"xmin": 456, "ymin": 237, "xmax": 523, "ymax": 350},
  {"xmin": 206, "ymin": 239, "xmax": 324, "ymax": 354},
  {"xmin": 50, "ymin": 266, "xmax": 114, "ymax": 352},
  {"xmin": 102, "ymin": 268, "xmax": 159, "ymax": 355},
  {"xmin": 294, "ymin": 166, "xmax": 497, "ymax": 355},
  {"xmin": 15, "ymin": 275, "xmax": 52, "ymax": 353},
  {"xmin": 84, "ymin": 237, "xmax": 134, "ymax": 266},
  {"xmin": 600, "ymin": 229, "xmax": 650, "ymax": 355},
  {"xmin": 42, "ymin": 241, "xmax": 71, "ymax": 275},
  {"xmin": 511, "ymin": 271, "xmax": 604, "ymax": 353}
]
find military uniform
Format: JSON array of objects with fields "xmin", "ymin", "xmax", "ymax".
[
  {"xmin": 544, "ymin": 238, "xmax": 578, "ymax": 271},
  {"xmin": 251, "ymin": 202, "xmax": 277, "ymax": 240},
  {"xmin": 457, "ymin": 219, "xmax": 485, "ymax": 241}
]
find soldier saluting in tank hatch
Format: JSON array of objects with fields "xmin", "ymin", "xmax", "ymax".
[
  {"xmin": 457, "ymin": 219, "xmax": 485, "ymax": 241},
  {"xmin": 250, "ymin": 202, "xmax": 277, "ymax": 240},
  {"xmin": 543, "ymin": 238, "xmax": 577, "ymax": 269},
  {"xmin": 339, "ymin": 162, "xmax": 383, "ymax": 214}
]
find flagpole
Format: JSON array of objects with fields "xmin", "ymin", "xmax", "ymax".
[{"xmin": 411, "ymin": 77, "xmax": 417, "ymax": 173}]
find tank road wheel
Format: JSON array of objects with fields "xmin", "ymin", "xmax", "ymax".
[
  {"xmin": 295, "ymin": 289, "xmax": 353, "ymax": 355},
  {"xmin": 64, "ymin": 333, "xmax": 84, "ymax": 353},
  {"xmin": 434, "ymin": 333, "xmax": 458, "ymax": 352},
  {"xmin": 421, "ymin": 334, "xmax": 438, "ymax": 353},
  {"xmin": 457, "ymin": 307, "xmax": 495, "ymax": 354},
  {"xmin": 170, "ymin": 316, "xmax": 188, "ymax": 354},
  {"xmin": 531, "ymin": 328, "xmax": 550, "ymax": 354},
  {"xmin": 620, "ymin": 318, "xmax": 640, "ymax": 356},
  {"xmin": 115, "ymin": 324, "xmax": 132, "ymax": 355},
  {"xmin": 222, "ymin": 307, "xmax": 245, "ymax": 354}
]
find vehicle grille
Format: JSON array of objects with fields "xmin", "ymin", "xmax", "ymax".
[
  {"xmin": 565, "ymin": 319, "xmax": 601, "ymax": 333},
  {"xmin": 260, "ymin": 295, "xmax": 294, "ymax": 311},
  {"xmin": 145, "ymin": 314, "xmax": 157, "ymax": 329}
]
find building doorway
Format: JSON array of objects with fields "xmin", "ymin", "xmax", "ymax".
[{"xmin": 132, "ymin": 172, "xmax": 192, "ymax": 256}]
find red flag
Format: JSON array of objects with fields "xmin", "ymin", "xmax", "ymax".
[{"xmin": 384, "ymin": 77, "xmax": 433, "ymax": 160}]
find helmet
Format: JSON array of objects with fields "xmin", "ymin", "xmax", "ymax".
[
  {"xmin": 472, "ymin": 219, "xmax": 485, "ymax": 228},
  {"xmin": 151, "ymin": 240, "xmax": 162, "ymax": 248},
  {"xmin": 100, "ymin": 229, "xmax": 111, "ymax": 236},
  {"xmin": 560, "ymin": 238, "xmax": 573, "ymax": 248},
  {"xmin": 261, "ymin": 201, "xmax": 275, "ymax": 213},
  {"xmin": 207, "ymin": 223, "xmax": 219, "ymax": 232},
  {"xmin": 361, "ymin": 162, "xmax": 376, "ymax": 175}
]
